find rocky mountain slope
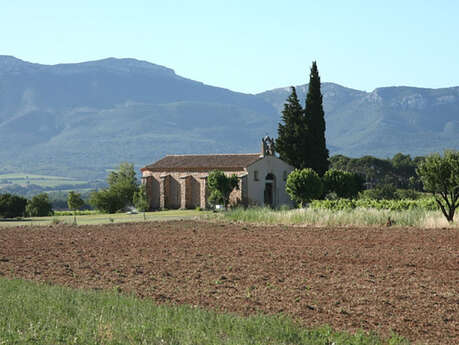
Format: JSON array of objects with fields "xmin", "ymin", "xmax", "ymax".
[
  {"xmin": 0, "ymin": 56, "xmax": 457, "ymax": 179},
  {"xmin": 258, "ymin": 83, "xmax": 459, "ymax": 157}
]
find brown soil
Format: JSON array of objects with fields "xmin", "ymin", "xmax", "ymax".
[{"xmin": 0, "ymin": 221, "xmax": 457, "ymax": 344}]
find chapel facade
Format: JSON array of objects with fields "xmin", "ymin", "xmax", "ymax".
[{"xmin": 140, "ymin": 137, "xmax": 294, "ymax": 210}]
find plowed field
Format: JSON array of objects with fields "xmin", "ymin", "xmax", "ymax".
[{"xmin": 0, "ymin": 221, "xmax": 457, "ymax": 344}]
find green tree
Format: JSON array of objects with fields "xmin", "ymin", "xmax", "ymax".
[
  {"xmin": 90, "ymin": 162, "xmax": 139, "ymax": 213},
  {"xmin": 275, "ymin": 87, "xmax": 308, "ymax": 168},
  {"xmin": 107, "ymin": 162, "xmax": 138, "ymax": 207},
  {"xmin": 359, "ymin": 184, "xmax": 397, "ymax": 200},
  {"xmin": 89, "ymin": 189, "xmax": 124, "ymax": 214},
  {"xmin": 304, "ymin": 61, "xmax": 329, "ymax": 176},
  {"xmin": 275, "ymin": 62, "xmax": 329, "ymax": 175},
  {"xmin": 323, "ymin": 169, "xmax": 364, "ymax": 199},
  {"xmin": 328, "ymin": 154, "xmax": 351, "ymax": 171},
  {"xmin": 0, "ymin": 193, "xmax": 27, "ymax": 218},
  {"xmin": 26, "ymin": 193, "xmax": 53, "ymax": 217},
  {"xmin": 208, "ymin": 190, "xmax": 224, "ymax": 208},
  {"xmin": 285, "ymin": 168, "xmax": 323, "ymax": 207},
  {"xmin": 133, "ymin": 184, "xmax": 149, "ymax": 212},
  {"xmin": 207, "ymin": 170, "xmax": 239, "ymax": 208},
  {"xmin": 329, "ymin": 154, "xmax": 424, "ymax": 190},
  {"xmin": 416, "ymin": 150, "xmax": 459, "ymax": 222},
  {"xmin": 67, "ymin": 191, "xmax": 85, "ymax": 224}
]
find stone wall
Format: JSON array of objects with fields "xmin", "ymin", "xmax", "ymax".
[
  {"xmin": 169, "ymin": 177, "xmax": 180, "ymax": 209},
  {"xmin": 142, "ymin": 170, "xmax": 247, "ymax": 210},
  {"xmin": 159, "ymin": 174, "xmax": 170, "ymax": 209},
  {"xmin": 191, "ymin": 177, "xmax": 201, "ymax": 208},
  {"xmin": 179, "ymin": 175, "xmax": 194, "ymax": 209},
  {"xmin": 151, "ymin": 178, "xmax": 160, "ymax": 209}
]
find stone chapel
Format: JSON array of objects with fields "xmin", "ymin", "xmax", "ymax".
[{"xmin": 140, "ymin": 137, "xmax": 294, "ymax": 209}]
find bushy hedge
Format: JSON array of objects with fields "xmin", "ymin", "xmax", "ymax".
[{"xmin": 310, "ymin": 198, "xmax": 438, "ymax": 211}]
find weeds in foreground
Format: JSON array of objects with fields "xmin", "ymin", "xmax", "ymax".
[
  {"xmin": 0, "ymin": 278, "xmax": 411, "ymax": 345},
  {"xmin": 223, "ymin": 207, "xmax": 457, "ymax": 228}
]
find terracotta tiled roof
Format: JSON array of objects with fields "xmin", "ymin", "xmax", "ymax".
[{"xmin": 143, "ymin": 154, "xmax": 262, "ymax": 172}]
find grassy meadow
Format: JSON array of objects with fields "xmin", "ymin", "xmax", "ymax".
[
  {"xmin": 0, "ymin": 278, "xmax": 411, "ymax": 345},
  {"xmin": 222, "ymin": 207, "xmax": 458, "ymax": 228},
  {"xmin": 0, "ymin": 210, "xmax": 209, "ymax": 227}
]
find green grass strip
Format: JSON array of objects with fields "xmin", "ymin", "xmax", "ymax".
[
  {"xmin": 0, "ymin": 278, "xmax": 410, "ymax": 345},
  {"xmin": 0, "ymin": 210, "xmax": 211, "ymax": 227}
]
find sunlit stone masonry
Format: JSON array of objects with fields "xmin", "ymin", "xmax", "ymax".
[{"xmin": 140, "ymin": 137, "xmax": 294, "ymax": 210}]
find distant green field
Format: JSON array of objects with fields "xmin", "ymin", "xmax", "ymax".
[
  {"xmin": 0, "ymin": 210, "xmax": 210, "ymax": 227},
  {"xmin": 0, "ymin": 173, "xmax": 88, "ymax": 188}
]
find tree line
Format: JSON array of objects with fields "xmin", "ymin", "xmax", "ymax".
[{"xmin": 0, "ymin": 193, "xmax": 53, "ymax": 218}]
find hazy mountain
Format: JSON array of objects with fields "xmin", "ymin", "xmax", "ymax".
[
  {"xmin": 258, "ymin": 83, "xmax": 459, "ymax": 157},
  {"xmin": 0, "ymin": 56, "xmax": 457, "ymax": 180},
  {"xmin": 0, "ymin": 56, "xmax": 277, "ymax": 178}
]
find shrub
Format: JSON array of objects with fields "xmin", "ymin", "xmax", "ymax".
[
  {"xmin": 394, "ymin": 189, "xmax": 422, "ymax": 200},
  {"xmin": 360, "ymin": 186, "xmax": 424, "ymax": 201},
  {"xmin": 310, "ymin": 198, "xmax": 438, "ymax": 211},
  {"xmin": 285, "ymin": 168, "xmax": 323, "ymax": 207},
  {"xmin": 322, "ymin": 169, "xmax": 364, "ymax": 199},
  {"xmin": 359, "ymin": 184, "xmax": 397, "ymax": 200}
]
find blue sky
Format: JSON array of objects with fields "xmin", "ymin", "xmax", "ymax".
[{"xmin": 1, "ymin": 1, "xmax": 458, "ymax": 94}]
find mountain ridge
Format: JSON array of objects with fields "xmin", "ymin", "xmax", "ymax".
[{"xmin": 0, "ymin": 56, "xmax": 457, "ymax": 180}]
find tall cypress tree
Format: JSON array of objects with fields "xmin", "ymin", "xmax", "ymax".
[
  {"xmin": 304, "ymin": 61, "xmax": 329, "ymax": 176},
  {"xmin": 275, "ymin": 87, "xmax": 308, "ymax": 168}
]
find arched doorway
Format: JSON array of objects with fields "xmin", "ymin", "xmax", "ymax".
[{"xmin": 264, "ymin": 173, "xmax": 276, "ymax": 207}]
